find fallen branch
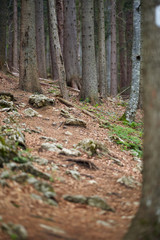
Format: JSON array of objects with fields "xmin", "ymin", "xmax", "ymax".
[{"xmin": 65, "ymin": 158, "xmax": 99, "ymax": 170}]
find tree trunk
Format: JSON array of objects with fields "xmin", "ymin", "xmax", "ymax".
[
  {"xmin": 0, "ymin": 0, "xmax": 7, "ymax": 71},
  {"xmin": 98, "ymin": 0, "xmax": 107, "ymax": 98},
  {"xmin": 35, "ymin": 0, "xmax": 47, "ymax": 79},
  {"xmin": 80, "ymin": 0, "xmax": 98, "ymax": 104},
  {"xmin": 125, "ymin": 0, "xmax": 141, "ymax": 123},
  {"xmin": 8, "ymin": 2, "xmax": 13, "ymax": 71},
  {"xmin": 13, "ymin": 0, "xmax": 18, "ymax": 73},
  {"xmin": 110, "ymin": 0, "xmax": 117, "ymax": 97},
  {"xmin": 117, "ymin": 0, "xmax": 127, "ymax": 94},
  {"xmin": 56, "ymin": 0, "xmax": 64, "ymax": 52},
  {"xmin": 19, "ymin": 0, "xmax": 42, "ymax": 93},
  {"xmin": 125, "ymin": 0, "xmax": 133, "ymax": 96},
  {"xmin": 123, "ymin": 1, "xmax": 160, "ymax": 239},
  {"xmin": 63, "ymin": 0, "xmax": 80, "ymax": 89},
  {"xmin": 48, "ymin": 0, "xmax": 68, "ymax": 99}
]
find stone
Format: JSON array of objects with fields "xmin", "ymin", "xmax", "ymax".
[
  {"xmin": 96, "ymin": 220, "xmax": 113, "ymax": 228},
  {"xmin": 59, "ymin": 148, "xmax": 81, "ymax": 157},
  {"xmin": 31, "ymin": 193, "xmax": 43, "ymax": 201},
  {"xmin": 76, "ymin": 139, "xmax": 108, "ymax": 156},
  {"xmin": 87, "ymin": 196, "xmax": 114, "ymax": 211},
  {"xmin": 12, "ymin": 173, "xmax": 29, "ymax": 184},
  {"xmin": 0, "ymin": 179, "xmax": 9, "ymax": 187},
  {"xmin": 29, "ymin": 94, "xmax": 55, "ymax": 108},
  {"xmin": 23, "ymin": 108, "xmax": 39, "ymax": 117},
  {"xmin": 33, "ymin": 156, "xmax": 48, "ymax": 165},
  {"xmin": 60, "ymin": 109, "xmax": 73, "ymax": 118},
  {"xmin": 0, "ymin": 216, "xmax": 3, "ymax": 221},
  {"xmin": 117, "ymin": 176, "xmax": 141, "ymax": 188},
  {"xmin": 40, "ymin": 224, "xmax": 66, "ymax": 235},
  {"xmin": 41, "ymin": 142, "xmax": 62, "ymax": 153},
  {"xmin": 40, "ymin": 136, "xmax": 57, "ymax": 142},
  {"xmin": 64, "ymin": 131, "xmax": 72, "ymax": 136},
  {"xmin": 1, "ymin": 222, "xmax": 28, "ymax": 240},
  {"xmin": 64, "ymin": 118, "xmax": 87, "ymax": 128},
  {"xmin": 63, "ymin": 195, "xmax": 87, "ymax": 204},
  {"xmin": 0, "ymin": 100, "xmax": 13, "ymax": 108},
  {"xmin": 66, "ymin": 170, "xmax": 80, "ymax": 180},
  {"xmin": 0, "ymin": 170, "xmax": 10, "ymax": 179}
]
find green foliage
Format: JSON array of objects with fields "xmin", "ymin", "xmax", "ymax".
[{"xmin": 109, "ymin": 124, "xmax": 143, "ymax": 157}]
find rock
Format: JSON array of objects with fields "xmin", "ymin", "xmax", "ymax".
[
  {"xmin": 64, "ymin": 131, "xmax": 72, "ymax": 136},
  {"xmin": 117, "ymin": 176, "xmax": 141, "ymax": 188},
  {"xmin": 88, "ymin": 180, "xmax": 97, "ymax": 184},
  {"xmin": 1, "ymin": 222, "xmax": 28, "ymax": 240},
  {"xmin": 23, "ymin": 108, "xmax": 39, "ymax": 117},
  {"xmin": 0, "ymin": 179, "xmax": 9, "ymax": 187},
  {"xmin": 96, "ymin": 220, "xmax": 113, "ymax": 228},
  {"xmin": 76, "ymin": 139, "xmax": 108, "ymax": 156},
  {"xmin": 0, "ymin": 170, "xmax": 10, "ymax": 179},
  {"xmin": 33, "ymin": 156, "xmax": 48, "ymax": 165},
  {"xmin": 0, "ymin": 99, "xmax": 13, "ymax": 108},
  {"xmin": 29, "ymin": 94, "xmax": 55, "ymax": 108},
  {"xmin": 12, "ymin": 173, "xmax": 29, "ymax": 183},
  {"xmin": 46, "ymin": 199, "xmax": 58, "ymax": 206},
  {"xmin": 31, "ymin": 193, "xmax": 43, "ymax": 201},
  {"xmin": 64, "ymin": 118, "xmax": 87, "ymax": 128},
  {"xmin": 63, "ymin": 195, "xmax": 87, "ymax": 204},
  {"xmin": 41, "ymin": 142, "xmax": 62, "ymax": 153},
  {"xmin": 87, "ymin": 196, "xmax": 114, "ymax": 211},
  {"xmin": 40, "ymin": 136, "xmax": 57, "ymax": 142},
  {"xmin": 60, "ymin": 109, "xmax": 73, "ymax": 118},
  {"xmin": 66, "ymin": 170, "xmax": 80, "ymax": 180},
  {"xmin": 0, "ymin": 216, "xmax": 3, "ymax": 221},
  {"xmin": 59, "ymin": 148, "xmax": 81, "ymax": 157},
  {"xmin": 63, "ymin": 195, "xmax": 114, "ymax": 211},
  {"xmin": 40, "ymin": 224, "xmax": 66, "ymax": 235}
]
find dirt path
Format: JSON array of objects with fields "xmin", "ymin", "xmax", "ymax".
[{"xmin": 0, "ymin": 72, "xmax": 142, "ymax": 240}]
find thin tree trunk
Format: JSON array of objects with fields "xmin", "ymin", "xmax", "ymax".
[
  {"xmin": 48, "ymin": 0, "xmax": 68, "ymax": 99},
  {"xmin": 19, "ymin": 0, "xmax": 42, "ymax": 93},
  {"xmin": 13, "ymin": 0, "xmax": 18, "ymax": 73},
  {"xmin": 110, "ymin": 0, "xmax": 117, "ymax": 97},
  {"xmin": 56, "ymin": 0, "xmax": 64, "ymax": 52},
  {"xmin": 98, "ymin": 0, "xmax": 107, "ymax": 98},
  {"xmin": 0, "ymin": 0, "xmax": 7, "ymax": 71},
  {"xmin": 125, "ymin": 0, "xmax": 141, "ymax": 123}
]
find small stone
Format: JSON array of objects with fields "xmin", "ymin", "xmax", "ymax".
[
  {"xmin": 59, "ymin": 148, "xmax": 81, "ymax": 157},
  {"xmin": 117, "ymin": 176, "xmax": 141, "ymax": 188},
  {"xmin": 31, "ymin": 193, "xmax": 43, "ymax": 201},
  {"xmin": 64, "ymin": 118, "xmax": 87, "ymax": 128},
  {"xmin": 66, "ymin": 170, "xmax": 80, "ymax": 180},
  {"xmin": 1, "ymin": 223, "xmax": 28, "ymax": 240},
  {"xmin": 88, "ymin": 180, "xmax": 97, "ymax": 184},
  {"xmin": 41, "ymin": 142, "xmax": 62, "ymax": 153},
  {"xmin": 40, "ymin": 224, "xmax": 65, "ymax": 235},
  {"xmin": 33, "ymin": 157, "xmax": 48, "ymax": 165},
  {"xmin": 29, "ymin": 94, "xmax": 55, "ymax": 108},
  {"xmin": 0, "ymin": 171, "xmax": 10, "ymax": 179},
  {"xmin": 12, "ymin": 173, "xmax": 29, "ymax": 183},
  {"xmin": 63, "ymin": 195, "xmax": 87, "ymax": 204},
  {"xmin": 87, "ymin": 196, "xmax": 114, "ymax": 212},
  {"xmin": 64, "ymin": 131, "xmax": 72, "ymax": 136},
  {"xmin": 0, "ymin": 179, "xmax": 9, "ymax": 187},
  {"xmin": 23, "ymin": 108, "xmax": 39, "ymax": 117},
  {"xmin": 96, "ymin": 220, "xmax": 112, "ymax": 228},
  {"xmin": 40, "ymin": 136, "xmax": 57, "ymax": 143}
]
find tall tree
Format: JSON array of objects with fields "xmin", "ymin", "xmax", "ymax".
[
  {"xmin": 35, "ymin": 0, "xmax": 47, "ymax": 78},
  {"xmin": 48, "ymin": 0, "xmax": 68, "ymax": 99},
  {"xmin": 0, "ymin": 0, "xmax": 7, "ymax": 71},
  {"xmin": 80, "ymin": 0, "xmax": 98, "ymax": 104},
  {"xmin": 19, "ymin": 0, "xmax": 42, "ymax": 93},
  {"xmin": 123, "ymin": 1, "xmax": 160, "ymax": 239},
  {"xmin": 110, "ymin": 0, "xmax": 117, "ymax": 96},
  {"xmin": 56, "ymin": 0, "xmax": 64, "ymax": 52},
  {"xmin": 98, "ymin": 0, "xmax": 107, "ymax": 98},
  {"xmin": 63, "ymin": 0, "xmax": 80, "ymax": 89},
  {"xmin": 13, "ymin": 0, "xmax": 18, "ymax": 73},
  {"xmin": 124, "ymin": 0, "xmax": 141, "ymax": 123}
]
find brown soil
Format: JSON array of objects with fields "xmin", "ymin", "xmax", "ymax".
[{"xmin": 0, "ymin": 71, "xmax": 142, "ymax": 240}]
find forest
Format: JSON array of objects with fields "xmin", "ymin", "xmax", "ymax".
[{"xmin": 0, "ymin": 0, "xmax": 160, "ymax": 240}]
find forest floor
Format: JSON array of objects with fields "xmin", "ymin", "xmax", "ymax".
[{"xmin": 0, "ymin": 71, "xmax": 143, "ymax": 240}]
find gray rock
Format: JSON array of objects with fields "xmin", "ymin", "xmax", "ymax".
[
  {"xmin": 64, "ymin": 118, "xmax": 87, "ymax": 128},
  {"xmin": 0, "ymin": 100, "xmax": 13, "ymax": 108},
  {"xmin": 33, "ymin": 157, "xmax": 48, "ymax": 165},
  {"xmin": 87, "ymin": 196, "xmax": 114, "ymax": 211},
  {"xmin": 29, "ymin": 94, "xmax": 55, "ymax": 108},
  {"xmin": 64, "ymin": 131, "xmax": 72, "ymax": 136},
  {"xmin": 0, "ymin": 170, "xmax": 10, "ymax": 179},
  {"xmin": 66, "ymin": 170, "xmax": 80, "ymax": 180},
  {"xmin": 60, "ymin": 109, "xmax": 73, "ymax": 118},
  {"xmin": 40, "ymin": 136, "xmax": 57, "ymax": 142},
  {"xmin": 63, "ymin": 195, "xmax": 87, "ymax": 204},
  {"xmin": 23, "ymin": 108, "xmax": 39, "ymax": 117},
  {"xmin": 0, "ymin": 179, "xmax": 9, "ymax": 187},
  {"xmin": 12, "ymin": 173, "xmax": 29, "ymax": 183},
  {"xmin": 31, "ymin": 193, "xmax": 43, "ymax": 201},
  {"xmin": 117, "ymin": 176, "xmax": 141, "ymax": 188},
  {"xmin": 59, "ymin": 148, "xmax": 81, "ymax": 157},
  {"xmin": 40, "ymin": 224, "xmax": 65, "ymax": 235},
  {"xmin": 41, "ymin": 142, "xmax": 62, "ymax": 153},
  {"xmin": 46, "ymin": 199, "xmax": 58, "ymax": 206},
  {"xmin": 96, "ymin": 220, "xmax": 113, "ymax": 228},
  {"xmin": 1, "ymin": 222, "xmax": 28, "ymax": 240},
  {"xmin": 76, "ymin": 139, "xmax": 108, "ymax": 156}
]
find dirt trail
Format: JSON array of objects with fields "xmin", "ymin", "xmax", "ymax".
[{"xmin": 0, "ymin": 72, "xmax": 142, "ymax": 240}]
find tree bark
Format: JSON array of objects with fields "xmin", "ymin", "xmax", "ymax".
[
  {"xmin": 0, "ymin": 0, "xmax": 7, "ymax": 71},
  {"xmin": 56, "ymin": 0, "xmax": 64, "ymax": 52},
  {"xmin": 123, "ymin": 1, "xmax": 160, "ymax": 239},
  {"xmin": 125, "ymin": 0, "xmax": 141, "ymax": 123},
  {"xmin": 80, "ymin": 0, "xmax": 98, "ymax": 104},
  {"xmin": 19, "ymin": 0, "xmax": 42, "ymax": 93},
  {"xmin": 98, "ymin": 0, "xmax": 107, "ymax": 98},
  {"xmin": 110, "ymin": 0, "xmax": 117, "ymax": 97},
  {"xmin": 35, "ymin": 0, "xmax": 47, "ymax": 78},
  {"xmin": 48, "ymin": 0, "xmax": 68, "ymax": 99},
  {"xmin": 13, "ymin": 0, "xmax": 18, "ymax": 73}
]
